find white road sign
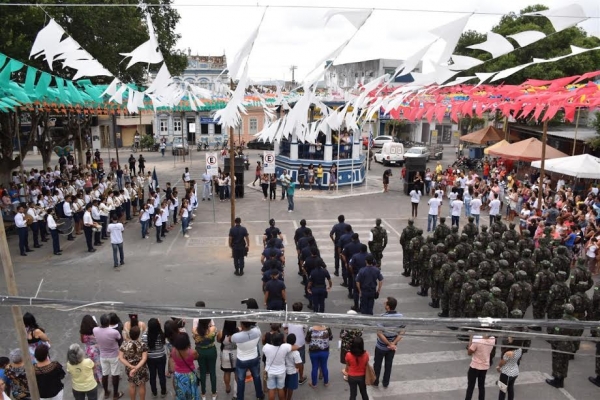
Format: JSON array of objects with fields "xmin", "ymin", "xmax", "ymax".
[
  {"xmin": 206, "ymin": 152, "xmax": 219, "ymax": 176},
  {"xmin": 263, "ymin": 151, "xmax": 276, "ymax": 173}
]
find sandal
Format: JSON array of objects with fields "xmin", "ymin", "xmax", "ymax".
[{"xmin": 113, "ymin": 391, "xmax": 124, "ymax": 400}]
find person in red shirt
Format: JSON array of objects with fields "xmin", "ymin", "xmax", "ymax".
[
  {"xmin": 343, "ymin": 336, "xmax": 370, "ymax": 400},
  {"xmin": 483, "ymin": 162, "xmax": 490, "ymax": 180}
]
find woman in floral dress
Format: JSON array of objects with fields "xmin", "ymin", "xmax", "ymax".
[
  {"xmin": 118, "ymin": 326, "xmax": 149, "ymax": 400},
  {"xmin": 79, "ymin": 315, "xmax": 102, "ymax": 383},
  {"xmin": 339, "ymin": 310, "xmax": 363, "ymax": 365}
]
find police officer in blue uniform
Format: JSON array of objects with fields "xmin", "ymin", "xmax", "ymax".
[
  {"xmin": 356, "ymin": 255, "xmax": 384, "ymax": 315},
  {"xmin": 229, "ymin": 217, "xmax": 249, "ymax": 276},
  {"xmin": 307, "ymin": 258, "xmax": 332, "ymax": 313},
  {"xmin": 349, "ymin": 244, "xmax": 370, "ymax": 311},
  {"xmin": 330, "ymin": 215, "xmax": 350, "ymax": 276},
  {"xmin": 342, "ymin": 233, "xmax": 362, "ymax": 298}
]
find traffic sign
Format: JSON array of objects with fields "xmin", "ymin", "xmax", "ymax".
[
  {"xmin": 263, "ymin": 151, "xmax": 275, "ymax": 173},
  {"xmin": 206, "ymin": 152, "xmax": 218, "ymax": 176}
]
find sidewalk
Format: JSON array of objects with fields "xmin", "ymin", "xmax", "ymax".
[{"xmin": 245, "ymin": 177, "xmax": 384, "ymax": 199}]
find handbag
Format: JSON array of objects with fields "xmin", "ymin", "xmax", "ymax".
[
  {"xmin": 365, "ymin": 361, "xmax": 376, "ymax": 386},
  {"xmin": 497, "ymin": 374, "xmax": 508, "ymax": 393}
]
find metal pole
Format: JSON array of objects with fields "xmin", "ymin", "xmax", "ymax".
[
  {"xmin": 336, "ymin": 133, "xmax": 340, "ymax": 194},
  {"xmin": 112, "ymin": 113, "xmax": 120, "ymax": 167},
  {"xmin": 77, "ymin": 115, "xmax": 84, "ymax": 167},
  {"xmin": 538, "ymin": 119, "xmax": 548, "ymax": 212},
  {"xmin": 0, "ymin": 217, "xmax": 42, "ymax": 399},
  {"xmin": 229, "ymin": 126, "xmax": 235, "ymax": 227},
  {"xmin": 15, "ymin": 110, "xmax": 25, "ymax": 183},
  {"xmin": 572, "ymin": 108, "xmax": 581, "ymax": 156}
]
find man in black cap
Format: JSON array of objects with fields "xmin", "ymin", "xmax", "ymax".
[{"xmin": 229, "ymin": 217, "xmax": 249, "ymax": 276}]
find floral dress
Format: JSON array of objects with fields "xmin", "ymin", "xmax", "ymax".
[
  {"xmin": 339, "ymin": 329, "xmax": 363, "ymax": 364},
  {"xmin": 82, "ymin": 334, "xmax": 102, "ymax": 382},
  {"xmin": 119, "ymin": 340, "xmax": 149, "ymax": 386},
  {"xmin": 6, "ymin": 365, "xmax": 30, "ymax": 400}
]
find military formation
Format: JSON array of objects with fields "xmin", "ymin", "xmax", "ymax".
[{"xmin": 398, "ymin": 214, "xmax": 600, "ymax": 389}]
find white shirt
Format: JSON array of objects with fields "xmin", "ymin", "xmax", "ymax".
[
  {"xmin": 263, "ymin": 343, "xmax": 292, "ymax": 376},
  {"xmin": 91, "ymin": 206, "xmax": 101, "ymax": 220},
  {"xmin": 489, "ymin": 199, "xmax": 501, "ymax": 216},
  {"xmin": 586, "ymin": 244, "xmax": 598, "ymax": 258},
  {"xmin": 107, "ymin": 222, "xmax": 124, "ymax": 244},
  {"xmin": 451, "ymin": 199, "xmax": 464, "ymax": 216},
  {"xmin": 27, "ymin": 208, "xmax": 38, "ymax": 222},
  {"xmin": 14, "ymin": 212, "xmax": 27, "ymax": 228},
  {"xmin": 83, "ymin": 211, "xmax": 93, "ymax": 226},
  {"xmin": 470, "ymin": 198, "xmax": 482, "ymax": 215},
  {"xmin": 140, "ymin": 210, "xmax": 150, "ymax": 222},
  {"xmin": 285, "ymin": 350, "xmax": 303, "ymax": 375},
  {"xmin": 47, "ymin": 214, "xmax": 57, "ymax": 230},
  {"xmin": 410, "ymin": 190, "xmax": 422, "ymax": 204},
  {"xmin": 184, "ymin": 172, "xmax": 190, "ymax": 182},
  {"xmin": 428, "ymin": 198, "xmax": 442, "ymax": 216},
  {"xmin": 283, "ymin": 324, "xmax": 306, "ymax": 348},
  {"xmin": 63, "ymin": 201, "xmax": 72, "ymax": 217}
]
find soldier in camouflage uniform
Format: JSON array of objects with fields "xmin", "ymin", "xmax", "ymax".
[
  {"xmin": 417, "ymin": 236, "xmax": 435, "ymax": 297},
  {"xmin": 516, "ymin": 249, "xmax": 538, "ymax": 285},
  {"xmin": 491, "ymin": 214, "xmax": 507, "ymax": 236},
  {"xmin": 428, "ymin": 244, "xmax": 448, "ymax": 309},
  {"xmin": 517, "ymin": 230, "xmax": 535, "ymax": 254},
  {"xmin": 454, "ymin": 234, "xmax": 472, "ymax": 261},
  {"xmin": 438, "ymin": 252, "xmax": 457, "ymax": 317},
  {"xmin": 482, "ymin": 286, "xmax": 509, "ymax": 318},
  {"xmin": 534, "ymin": 230, "xmax": 553, "ymax": 264},
  {"xmin": 477, "ymin": 225, "xmax": 492, "ymax": 249},
  {"xmin": 504, "ymin": 241, "xmax": 520, "ymax": 269},
  {"xmin": 368, "ymin": 218, "xmax": 388, "ymax": 268},
  {"xmin": 589, "ymin": 283, "xmax": 600, "ymax": 387},
  {"xmin": 506, "ymin": 270, "xmax": 532, "ymax": 317},
  {"xmin": 545, "ymin": 304, "xmax": 582, "ymax": 388},
  {"xmin": 400, "ymin": 219, "xmax": 418, "ymax": 277},
  {"xmin": 489, "ymin": 232, "xmax": 505, "ymax": 257},
  {"xmin": 409, "ymin": 229, "xmax": 425, "ymax": 287},
  {"xmin": 569, "ymin": 257, "xmax": 594, "ymax": 293},
  {"xmin": 478, "ymin": 259, "xmax": 496, "ymax": 282},
  {"xmin": 546, "ymin": 271, "xmax": 570, "ymax": 321},
  {"xmin": 467, "ymin": 241, "xmax": 485, "ymax": 272},
  {"xmin": 532, "ymin": 260, "xmax": 556, "ymax": 320},
  {"xmin": 491, "ymin": 260, "xmax": 515, "ymax": 303},
  {"xmin": 569, "ymin": 282, "xmax": 593, "ymax": 354},
  {"xmin": 461, "ymin": 216, "xmax": 479, "ymax": 242},
  {"xmin": 446, "ymin": 260, "xmax": 467, "ymax": 318},
  {"xmin": 448, "ymin": 226, "xmax": 461, "ymax": 248},
  {"xmin": 550, "ymin": 246, "xmax": 571, "ymax": 275},
  {"xmin": 459, "ymin": 269, "xmax": 479, "ymax": 317},
  {"xmin": 475, "ymin": 279, "xmax": 491, "ymax": 307},
  {"xmin": 433, "ymin": 217, "xmax": 451, "ymax": 245},
  {"xmin": 502, "ymin": 222, "xmax": 520, "ymax": 242}
]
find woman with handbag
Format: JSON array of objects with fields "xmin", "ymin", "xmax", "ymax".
[
  {"xmin": 496, "ymin": 346, "xmax": 522, "ymax": 400},
  {"xmin": 343, "ymin": 337, "xmax": 370, "ymax": 400},
  {"xmin": 169, "ymin": 333, "xmax": 199, "ymax": 400}
]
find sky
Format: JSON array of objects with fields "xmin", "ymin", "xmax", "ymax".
[{"xmin": 172, "ymin": 0, "xmax": 600, "ymax": 82}]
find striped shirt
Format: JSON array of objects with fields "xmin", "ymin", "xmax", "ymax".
[
  {"xmin": 375, "ymin": 311, "xmax": 405, "ymax": 351},
  {"xmin": 142, "ymin": 332, "xmax": 166, "ymax": 359}
]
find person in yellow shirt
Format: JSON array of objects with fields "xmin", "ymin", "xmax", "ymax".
[
  {"xmin": 435, "ymin": 161, "xmax": 443, "ymax": 175},
  {"xmin": 67, "ymin": 344, "xmax": 98, "ymax": 399},
  {"xmin": 316, "ymin": 164, "xmax": 324, "ymax": 190}
]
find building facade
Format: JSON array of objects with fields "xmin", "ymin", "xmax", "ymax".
[{"xmin": 326, "ymin": 58, "xmax": 421, "ymax": 89}]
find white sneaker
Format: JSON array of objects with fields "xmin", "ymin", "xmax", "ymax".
[
  {"xmin": 187, "ymin": 227, "xmax": 192, "ymax": 230},
  {"xmin": 184, "ymin": 234, "xmax": 190, "ymax": 238},
  {"xmin": 212, "ymin": 395, "xmax": 217, "ymax": 400}
]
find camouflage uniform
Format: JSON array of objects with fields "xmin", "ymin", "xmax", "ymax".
[
  {"xmin": 569, "ymin": 283, "xmax": 593, "ymax": 354},
  {"xmin": 490, "ymin": 215, "xmax": 507, "ymax": 236},
  {"xmin": 553, "ymin": 246, "xmax": 572, "ymax": 276},
  {"xmin": 417, "ymin": 237, "xmax": 435, "ymax": 297},
  {"xmin": 477, "ymin": 225, "xmax": 493, "ymax": 249},
  {"xmin": 489, "ymin": 232, "xmax": 505, "ymax": 257},
  {"xmin": 532, "ymin": 261, "xmax": 556, "ymax": 320},
  {"xmin": 461, "ymin": 216, "xmax": 479, "ymax": 242},
  {"xmin": 504, "ymin": 241, "xmax": 520, "ymax": 270},
  {"xmin": 490, "ymin": 260, "xmax": 515, "ymax": 303},
  {"xmin": 590, "ymin": 284, "xmax": 600, "ymax": 386},
  {"xmin": 517, "ymin": 231, "xmax": 535, "ymax": 254},
  {"xmin": 439, "ymin": 252, "xmax": 457, "ymax": 316},
  {"xmin": 428, "ymin": 244, "xmax": 448, "ymax": 308},
  {"xmin": 506, "ymin": 270, "xmax": 532, "ymax": 317},
  {"xmin": 534, "ymin": 233, "xmax": 553, "ymax": 264},
  {"xmin": 446, "ymin": 260, "xmax": 467, "ymax": 318},
  {"xmin": 454, "ymin": 234, "xmax": 472, "ymax": 261},
  {"xmin": 502, "ymin": 223, "xmax": 520, "ymax": 243},
  {"xmin": 433, "ymin": 217, "xmax": 451, "ymax": 245},
  {"xmin": 368, "ymin": 219, "xmax": 388, "ymax": 268},
  {"xmin": 516, "ymin": 249, "xmax": 537, "ymax": 285},
  {"xmin": 546, "ymin": 304, "xmax": 582, "ymax": 388},
  {"xmin": 445, "ymin": 226, "xmax": 460, "ymax": 250},
  {"xmin": 400, "ymin": 220, "xmax": 418, "ymax": 277},
  {"xmin": 467, "ymin": 242, "xmax": 486, "ymax": 272},
  {"xmin": 459, "ymin": 270, "xmax": 479, "ymax": 317},
  {"xmin": 546, "ymin": 271, "xmax": 570, "ymax": 321},
  {"xmin": 475, "ymin": 279, "xmax": 491, "ymax": 310},
  {"xmin": 481, "ymin": 287, "xmax": 509, "ymax": 318},
  {"xmin": 409, "ymin": 230, "xmax": 425, "ymax": 286},
  {"xmin": 569, "ymin": 258, "xmax": 594, "ymax": 293}
]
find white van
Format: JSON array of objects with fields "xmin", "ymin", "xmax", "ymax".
[{"xmin": 374, "ymin": 142, "xmax": 405, "ymax": 166}]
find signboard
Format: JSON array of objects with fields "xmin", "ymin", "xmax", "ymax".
[
  {"xmin": 188, "ymin": 123, "xmax": 196, "ymax": 133},
  {"xmin": 205, "ymin": 152, "xmax": 218, "ymax": 176},
  {"xmin": 263, "ymin": 151, "xmax": 276, "ymax": 174},
  {"xmin": 200, "ymin": 117, "xmax": 217, "ymax": 124},
  {"xmin": 431, "ymin": 130, "xmax": 438, "ymax": 138},
  {"xmin": 453, "ymin": 131, "xmax": 460, "ymax": 138}
]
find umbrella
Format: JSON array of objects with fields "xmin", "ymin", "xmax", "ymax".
[
  {"xmin": 459, "ymin": 126, "xmax": 504, "ymax": 144},
  {"xmin": 487, "ymin": 137, "xmax": 568, "ymax": 162},
  {"xmin": 531, "ymin": 154, "xmax": 600, "ymax": 179},
  {"xmin": 484, "ymin": 139, "xmax": 510, "ymax": 155}
]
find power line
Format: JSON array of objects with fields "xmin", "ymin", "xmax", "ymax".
[{"xmin": 0, "ymin": 2, "xmax": 598, "ymax": 18}]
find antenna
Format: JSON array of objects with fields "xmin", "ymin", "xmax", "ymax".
[{"xmin": 289, "ymin": 65, "xmax": 297, "ymax": 85}]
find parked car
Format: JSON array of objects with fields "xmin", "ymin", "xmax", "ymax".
[
  {"xmin": 363, "ymin": 135, "xmax": 398, "ymax": 149},
  {"xmin": 171, "ymin": 137, "xmax": 189, "ymax": 155},
  {"xmin": 247, "ymin": 138, "xmax": 274, "ymax": 150},
  {"xmin": 375, "ymin": 142, "xmax": 405, "ymax": 166},
  {"xmin": 404, "ymin": 146, "xmax": 430, "ymax": 161}
]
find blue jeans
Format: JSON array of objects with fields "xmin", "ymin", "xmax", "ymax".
[
  {"xmin": 140, "ymin": 220, "xmax": 149, "ymax": 238},
  {"xmin": 287, "ymin": 194, "xmax": 294, "ymax": 211},
  {"xmin": 464, "ymin": 202, "xmax": 471, "ymax": 217},
  {"xmin": 181, "ymin": 216, "xmax": 189, "ymax": 235},
  {"xmin": 112, "ymin": 242, "xmax": 124, "ymax": 266},
  {"xmin": 427, "ymin": 214, "xmax": 437, "ymax": 232},
  {"xmin": 309, "ymin": 350, "xmax": 329, "ymax": 386},
  {"xmin": 316, "ymin": 177, "xmax": 322, "ymax": 190},
  {"xmin": 235, "ymin": 356, "xmax": 263, "ymax": 400},
  {"xmin": 472, "ymin": 214, "xmax": 480, "ymax": 227}
]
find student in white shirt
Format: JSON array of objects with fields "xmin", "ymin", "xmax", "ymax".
[
  {"xmin": 107, "ymin": 215, "xmax": 125, "ymax": 268},
  {"xmin": 470, "ymin": 193, "xmax": 483, "ymax": 227},
  {"xmin": 489, "ymin": 193, "xmax": 502, "ymax": 226},
  {"xmin": 409, "ymin": 187, "xmax": 422, "ymax": 218},
  {"xmin": 448, "ymin": 189, "xmax": 458, "ymax": 215},
  {"xmin": 46, "ymin": 210, "xmax": 61, "ymax": 255},
  {"xmin": 451, "ymin": 194, "xmax": 464, "ymax": 227},
  {"xmin": 14, "ymin": 205, "xmax": 31, "ymax": 256},
  {"xmin": 139, "ymin": 203, "xmax": 150, "ymax": 239},
  {"xmin": 427, "ymin": 193, "xmax": 442, "ymax": 232},
  {"xmin": 154, "ymin": 207, "xmax": 163, "ymax": 243},
  {"xmin": 63, "ymin": 195, "xmax": 75, "ymax": 240}
]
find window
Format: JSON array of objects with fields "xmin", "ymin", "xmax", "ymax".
[
  {"xmin": 249, "ymin": 118, "xmax": 258, "ymax": 134},
  {"xmin": 159, "ymin": 119, "xmax": 168, "ymax": 135},
  {"xmin": 173, "ymin": 119, "xmax": 182, "ymax": 133}
]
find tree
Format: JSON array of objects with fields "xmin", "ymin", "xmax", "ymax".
[
  {"xmin": 590, "ymin": 111, "xmax": 600, "ymax": 150},
  {"xmin": 0, "ymin": 0, "xmax": 188, "ymax": 183},
  {"xmin": 453, "ymin": 5, "xmax": 600, "ymax": 84}
]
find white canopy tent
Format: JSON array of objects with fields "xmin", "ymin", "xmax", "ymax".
[{"xmin": 530, "ymin": 154, "xmax": 600, "ymax": 179}]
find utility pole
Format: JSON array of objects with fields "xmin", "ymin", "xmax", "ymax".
[
  {"xmin": 290, "ymin": 65, "xmax": 297, "ymax": 86},
  {"xmin": 538, "ymin": 119, "xmax": 548, "ymax": 212},
  {"xmin": 0, "ymin": 217, "xmax": 41, "ymax": 399},
  {"xmin": 229, "ymin": 126, "xmax": 235, "ymax": 227}
]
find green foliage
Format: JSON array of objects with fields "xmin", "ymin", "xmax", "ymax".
[
  {"xmin": 453, "ymin": 4, "xmax": 600, "ymax": 84},
  {"xmin": 141, "ymin": 133, "xmax": 156, "ymax": 150},
  {"xmin": 590, "ymin": 111, "xmax": 600, "ymax": 150},
  {"xmin": 460, "ymin": 116, "xmax": 485, "ymax": 131},
  {"xmin": 0, "ymin": 0, "xmax": 187, "ymax": 84}
]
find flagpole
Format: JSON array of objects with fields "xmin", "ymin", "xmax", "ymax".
[{"xmin": 336, "ymin": 133, "xmax": 340, "ymax": 195}]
